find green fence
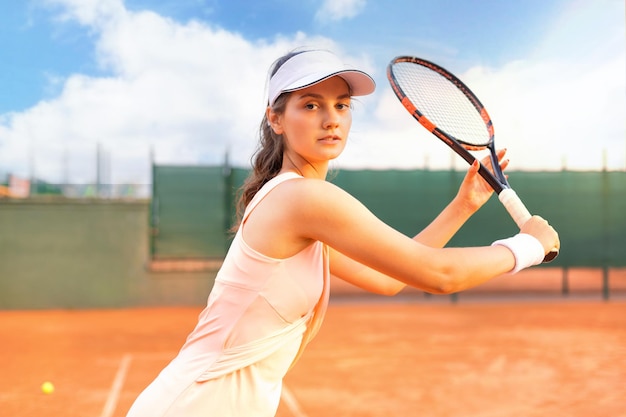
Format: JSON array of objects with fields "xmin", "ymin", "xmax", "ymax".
[
  {"xmin": 151, "ymin": 166, "xmax": 233, "ymax": 259},
  {"xmin": 151, "ymin": 166, "xmax": 626, "ymax": 268},
  {"xmin": 0, "ymin": 168, "xmax": 623, "ymax": 309},
  {"xmin": 0, "ymin": 199, "xmax": 217, "ymax": 309},
  {"xmin": 333, "ymin": 170, "xmax": 626, "ymax": 267}
]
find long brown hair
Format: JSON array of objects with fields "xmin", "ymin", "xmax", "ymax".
[{"xmin": 233, "ymin": 51, "xmax": 305, "ymax": 227}]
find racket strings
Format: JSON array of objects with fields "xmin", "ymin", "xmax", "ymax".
[{"xmin": 392, "ymin": 62, "xmax": 491, "ymax": 147}]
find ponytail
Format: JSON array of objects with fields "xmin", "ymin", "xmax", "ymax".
[
  {"xmin": 232, "ymin": 50, "xmax": 314, "ymax": 229},
  {"xmin": 233, "ymin": 93, "xmax": 288, "ymax": 227}
]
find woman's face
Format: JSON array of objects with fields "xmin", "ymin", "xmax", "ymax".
[{"xmin": 269, "ymin": 76, "xmax": 353, "ymax": 167}]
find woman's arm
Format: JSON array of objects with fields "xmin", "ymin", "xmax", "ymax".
[
  {"xmin": 416, "ymin": 150, "xmax": 509, "ymax": 246},
  {"xmin": 329, "ymin": 151, "xmax": 511, "ymax": 295},
  {"xmin": 289, "ymin": 178, "xmax": 518, "ymax": 295},
  {"xmin": 244, "ymin": 150, "xmax": 558, "ymax": 296},
  {"xmin": 326, "ymin": 190, "xmax": 479, "ymax": 296},
  {"xmin": 326, "ymin": 194, "xmax": 478, "ymax": 296}
]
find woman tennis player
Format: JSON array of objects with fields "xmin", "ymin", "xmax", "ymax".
[{"xmin": 126, "ymin": 49, "xmax": 559, "ymax": 417}]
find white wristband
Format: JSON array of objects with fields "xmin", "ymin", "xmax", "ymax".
[{"xmin": 491, "ymin": 233, "xmax": 545, "ymax": 274}]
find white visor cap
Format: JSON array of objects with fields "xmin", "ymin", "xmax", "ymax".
[{"xmin": 268, "ymin": 50, "xmax": 376, "ymax": 107}]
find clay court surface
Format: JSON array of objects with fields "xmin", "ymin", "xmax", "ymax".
[{"xmin": 1, "ymin": 269, "xmax": 625, "ymax": 417}]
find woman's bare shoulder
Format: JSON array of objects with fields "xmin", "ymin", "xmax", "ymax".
[{"xmin": 272, "ymin": 176, "xmax": 363, "ymax": 215}]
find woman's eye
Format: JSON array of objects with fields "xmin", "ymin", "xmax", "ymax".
[{"xmin": 305, "ymin": 103, "xmax": 317, "ymax": 110}]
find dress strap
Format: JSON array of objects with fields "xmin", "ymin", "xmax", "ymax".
[{"xmin": 242, "ymin": 172, "xmax": 303, "ymax": 223}]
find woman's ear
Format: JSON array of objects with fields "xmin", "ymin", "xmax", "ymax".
[{"xmin": 266, "ymin": 107, "xmax": 283, "ymax": 135}]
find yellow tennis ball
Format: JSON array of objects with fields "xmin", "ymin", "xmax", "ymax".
[{"xmin": 41, "ymin": 381, "xmax": 55, "ymax": 394}]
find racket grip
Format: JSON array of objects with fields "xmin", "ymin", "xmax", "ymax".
[
  {"xmin": 498, "ymin": 188, "xmax": 558, "ymax": 263},
  {"xmin": 498, "ymin": 188, "xmax": 531, "ymax": 228}
]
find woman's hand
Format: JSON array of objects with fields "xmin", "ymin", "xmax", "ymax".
[
  {"xmin": 455, "ymin": 149, "xmax": 508, "ymax": 213},
  {"xmin": 520, "ymin": 215, "xmax": 561, "ymax": 255}
]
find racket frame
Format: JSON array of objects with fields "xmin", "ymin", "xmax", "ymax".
[
  {"xmin": 388, "ymin": 56, "xmax": 509, "ymax": 193},
  {"xmin": 387, "ymin": 55, "xmax": 557, "ymax": 262}
]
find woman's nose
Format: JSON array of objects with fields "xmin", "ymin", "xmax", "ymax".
[{"xmin": 323, "ymin": 109, "xmax": 340, "ymax": 129}]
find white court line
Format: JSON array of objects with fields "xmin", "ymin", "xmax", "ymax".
[
  {"xmin": 281, "ymin": 385, "xmax": 309, "ymax": 417},
  {"xmin": 100, "ymin": 353, "xmax": 132, "ymax": 417}
]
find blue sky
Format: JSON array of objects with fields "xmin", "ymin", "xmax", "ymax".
[
  {"xmin": 0, "ymin": 0, "xmax": 565, "ymax": 113},
  {"xmin": 0, "ymin": 0, "xmax": 624, "ymax": 184}
]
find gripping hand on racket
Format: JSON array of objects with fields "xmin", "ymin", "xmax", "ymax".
[
  {"xmin": 456, "ymin": 148, "xmax": 509, "ymax": 213},
  {"xmin": 454, "ymin": 148, "xmax": 560, "ymax": 270},
  {"xmin": 519, "ymin": 216, "xmax": 560, "ymax": 260}
]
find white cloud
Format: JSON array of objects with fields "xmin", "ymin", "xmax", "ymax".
[
  {"xmin": 315, "ymin": 0, "xmax": 367, "ymax": 23},
  {"xmin": 339, "ymin": 0, "xmax": 626, "ymax": 172},
  {"xmin": 43, "ymin": 0, "xmax": 126, "ymax": 27},
  {"xmin": 0, "ymin": 0, "xmax": 358, "ymax": 184},
  {"xmin": 0, "ymin": 0, "xmax": 623, "ymax": 187}
]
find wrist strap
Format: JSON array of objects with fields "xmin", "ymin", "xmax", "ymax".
[{"xmin": 491, "ymin": 233, "xmax": 545, "ymax": 274}]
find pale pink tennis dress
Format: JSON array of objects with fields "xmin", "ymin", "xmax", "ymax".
[{"xmin": 126, "ymin": 173, "xmax": 330, "ymax": 417}]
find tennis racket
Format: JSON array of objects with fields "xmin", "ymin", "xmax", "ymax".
[{"xmin": 387, "ymin": 56, "xmax": 558, "ymax": 262}]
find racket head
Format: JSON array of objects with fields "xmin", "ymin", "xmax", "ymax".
[{"xmin": 387, "ymin": 56, "xmax": 494, "ymax": 150}]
